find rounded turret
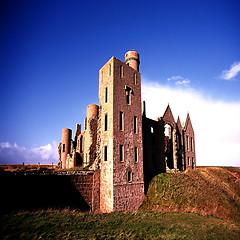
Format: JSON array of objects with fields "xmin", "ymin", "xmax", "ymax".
[
  {"xmin": 87, "ymin": 104, "xmax": 99, "ymax": 120},
  {"xmin": 125, "ymin": 50, "xmax": 140, "ymax": 71},
  {"xmin": 61, "ymin": 128, "xmax": 72, "ymax": 169}
]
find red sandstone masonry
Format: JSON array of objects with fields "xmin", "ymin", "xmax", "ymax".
[
  {"xmin": 70, "ymin": 171, "xmax": 100, "ymax": 212},
  {"xmin": 58, "ymin": 50, "xmax": 196, "ymax": 213}
]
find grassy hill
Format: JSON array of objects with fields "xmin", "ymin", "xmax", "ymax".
[
  {"xmin": 141, "ymin": 167, "xmax": 240, "ymax": 224},
  {"xmin": 1, "ymin": 167, "xmax": 240, "ymax": 239}
]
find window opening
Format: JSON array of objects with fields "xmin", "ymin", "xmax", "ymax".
[
  {"xmin": 62, "ymin": 144, "xmax": 65, "ymax": 153},
  {"xmin": 128, "ymin": 171, "xmax": 133, "ymax": 182},
  {"xmin": 104, "ymin": 114, "xmax": 108, "ymax": 131},
  {"xmin": 120, "ymin": 112, "xmax": 124, "ymax": 131},
  {"xmin": 176, "ymin": 134, "xmax": 180, "ymax": 148},
  {"xmin": 125, "ymin": 86, "xmax": 132, "ymax": 105},
  {"xmin": 120, "ymin": 145, "xmax": 124, "ymax": 162},
  {"xmin": 84, "ymin": 117, "xmax": 87, "ymax": 130},
  {"xmin": 192, "ymin": 158, "xmax": 195, "ymax": 169},
  {"xmin": 134, "ymin": 147, "xmax": 138, "ymax": 163},
  {"xmin": 109, "ymin": 64, "xmax": 112, "ymax": 76},
  {"xmin": 105, "ymin": 87, "xmax": 108, "ymax": 103},
  {"xmin": 126, "ymin": 91, "xmax": 130, "ymax": 104},
  {"xmin": 188, "ymin": 157, "xmax": 190, "ymax": 166},
  {"xmin": 80, "ymin": 136, "xmax": 83, "ymax": 153},
  {"xmin": 186, "ymin": 136, "xmax": 189, "ymax": 151},
  {"xmin": 134, "ymin": 116, "xmax": 138, "ymax": 134},
  {"xmin": 151, "ymin": 127, "xmax": 154, "ymax": 133},
  {"xmin": 104, "ymin": 146, "xmax": 107, "ymax": 161},
  {"xmin": 164, "ymin": 124, "xmax": 171, "ymax": 137},
  {"xmin": 120, "ymin": 65, "xmax": 123, "ymax": 78},
  {"xmin": 191, "ymin": 137, "xmax": 194, "ymax": 152},
  {"xmin": 134, "ymin": 73, "xmax": 137, "ymax": 85}
]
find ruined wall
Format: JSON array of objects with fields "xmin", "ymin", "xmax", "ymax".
[
  {"xmin": 92, "ymin": 169, "xmax": 101, "ymax": 212},
  {"xmin": 56, "ymin": 50, "xmax": 197, "ymax": 213},
  {"xmin": 0, "ymin": 171, "xmax": 100, "ymax": 213},
  {"xmin": 183, "ymin": 133, "xmax": 196, "ymax": 169},
  {"xmin": 82, "ymin": 104, "xmax": 99, "ymax": 167},
  {"xmin": 142, "ymin": 116, "xmax": 166, "ymax": 191}
]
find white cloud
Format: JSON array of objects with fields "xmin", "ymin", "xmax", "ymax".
[
  {"xmin": 220, "ymin": 61, "xmax": 240, "ymax": 80},
  {"xmin": 167, "ymin": 75, "xmax": 190, "ymax": 87},
  {"xmin": 142, "ymin": 79, "xmax": 240, "ymax": 167},
  {"xmin": 0, "ymin": 141, "xmax": 59, "ymax": 164}
]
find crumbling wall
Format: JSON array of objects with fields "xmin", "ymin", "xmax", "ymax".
[{"xmin": 0, "ymin": 171, "xmax": 100, "ymax": 213}]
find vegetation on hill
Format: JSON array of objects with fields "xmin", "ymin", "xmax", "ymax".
[
  {"xmin": 1, "ymin": 167, "xmax": 239, "ymax": 239},
  {"xmin": 141, "ymin": 167, "xmax": 240, "ymax": 224}
]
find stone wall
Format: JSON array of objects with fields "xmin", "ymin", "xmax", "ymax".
[
  {"xmin": 0, "ymin": 171, "xmax": 100, "ymax": 213},
  {"xmin": 114, "ymin": 183, "xmax": 144, "ymax": 211}
]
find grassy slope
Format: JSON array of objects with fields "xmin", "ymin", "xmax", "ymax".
[
  {"xmin": 1, "ymin": 167, "xmax": 240, "ymax": 239},
  {"xmin": 141, "ymin": 167, "xmax": 240, "ymax": 224}
]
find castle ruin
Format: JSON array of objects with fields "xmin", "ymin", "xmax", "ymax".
[{"xmin": 58, "ymin": 50, "xmax": 196, "ymax": 212}]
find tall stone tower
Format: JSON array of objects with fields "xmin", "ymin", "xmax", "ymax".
[
  {"xmin": 98, "ymin": 50, "xmax": 144, "ymax": 212},
  {"xmin": 60, "ymin": 128, "xmax": 72, "ymax": 169}
]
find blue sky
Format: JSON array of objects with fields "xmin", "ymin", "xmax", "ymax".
[{"xmin": 1, "ymin": 0, "xmax": 240, "ymax": 166}]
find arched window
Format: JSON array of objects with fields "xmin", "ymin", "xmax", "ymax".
[{"xmin": 164, "ymin": 124, "xmax": 171, "ymax": 137}]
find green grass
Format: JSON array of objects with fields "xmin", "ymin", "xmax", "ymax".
[
  {"xmin": 1, "ymin": 167, "xmax": 239, "ymax": 239},
  {"xmin": 1, "ymin": 210, "xmax": 240, "ymax": 239},
  {"xmin": 141, "ymin": 167, "xmax": 240, "ymax": 224}
]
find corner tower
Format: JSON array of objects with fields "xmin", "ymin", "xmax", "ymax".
[
  {"xmin": 60, "ymin": 128, "xmax": 72, "ymax": 169},
  {"xmin": 98, "ymin": 50, "xmax": 144, "ymax": 212}
]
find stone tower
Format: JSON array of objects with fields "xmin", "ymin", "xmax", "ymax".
[
  {"xmin": 58, "ymin": 50, "xmax": 196, "ymax": 212},
  {"xmin": 60, "ymin": 128, "xmax": 72, "ymax": 169},
  {"xmin": 98, "ymin": 50, "xmax": 145, "ymax": 212}
]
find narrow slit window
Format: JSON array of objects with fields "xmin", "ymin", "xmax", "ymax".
[
  {"xmin": 80, "ymin": 136, "xmax": 83, "ymax": 153},
  {"xmin": 191, "ymin": 137, "xmax": 194, "ymax": 152},
  {"xmin": 120, "ymin": 111, "xmax": 124, "ymax": 131},
  {"xmin": 120, "ymin": 65, "xmax": 123, "ymax": 78},
  {"xmin": 104, "ymin": 114, "xmax": 108, "ymax": 131},
  {"xmin": 176, "ymin": 134, "xmax": 180, "ymax": 148},
  {"xmin": 188, "ymin": 157, "xmax": 190, "ymax": 166},
  {"xmin": 105, "ymin": 87, "xmax": 108, "ymax": 103},
  {"xmin": 84, "ymin": 117, "xmax": 87, "ymax": 130},
  {"xmin": 125, "ymin": 86, "xmax": 132, "ymax": 105},
  {"xmin": 186, "ymin": 136, "xmax": 189, "ymax": 151},
  {"xmin": 104, "ymin": 146, "xmax": 107, "ymax": 161},
  {"xmin": 134, "ymin": 116, "xmax": 138, "ymax": 134},
  {"xmin": 109, "ymin": 64, "xmax": 112, "ymax": 76},
  {"xmin": 134, "ymin": 147, "xmax": 138, "ymax": 163},
  {"xmin": 128, "ymin": 171, "xmax": 133, "ymax": 182},
  {"xmin": 134, "ymin": 73, "xmax": 137, "ymax": 84},
  {"xmin": 120, "ymin": 145, "xmax": 124, "ymax": 162},
  {"xmin": 126, "ymin": 91, "xmax": 130, "ymax": 105},
  {"xmin": 62, "ymin": 144, "xmax": 65, "ymax": 153}
]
